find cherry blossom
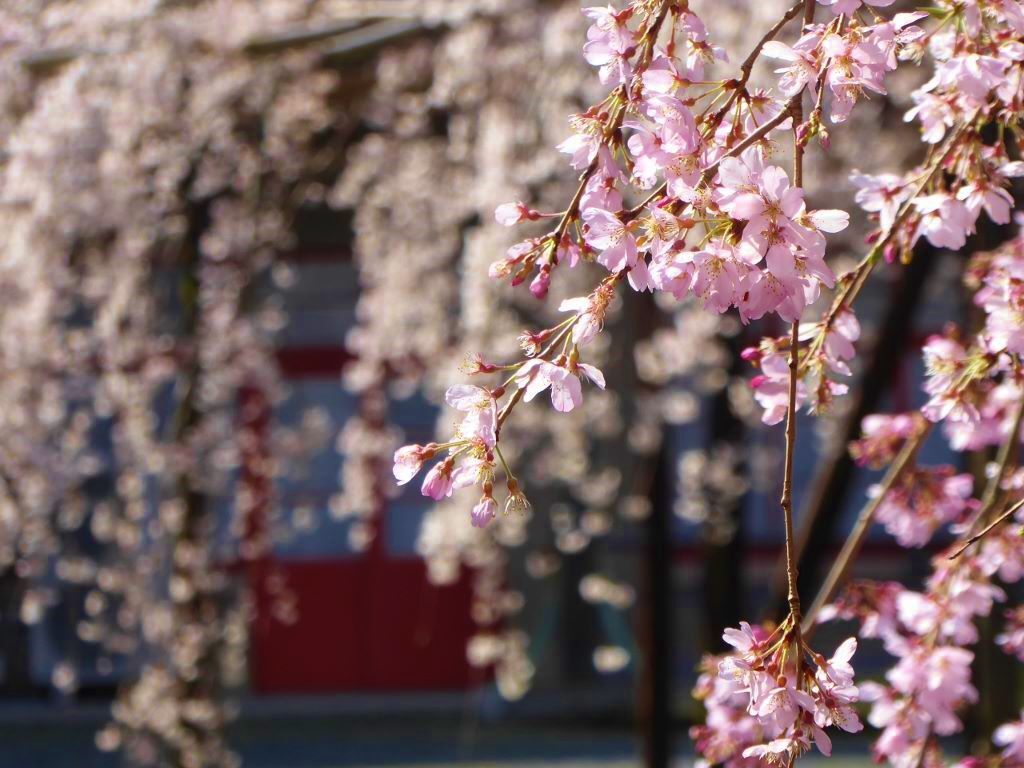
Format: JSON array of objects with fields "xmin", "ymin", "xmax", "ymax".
[
  {"xmin": 445, "ymin": 385, "xmax": 499, "ymax": 446},
  {"xmin": 850, "ymin": 171, "xmax": 911, "ymax": 233},
  {"xmin": 872, "ymin": 468, "xmax": 975, "ymax": 548},
  {"xmin": 393, "ymin": 443, "xmax": 437, "ymax": 485},
  {"xmin": 849, "ymin": 413, "xmax": 922, "ymax": 468},
  {"xmin": 514, "ymin": 358, "xmax": 607, "ymax": 413},
  {"xmin": 997, "ymin": 607, "xmax": 1024, "ymax": 662},
  {"xmin": 716, "ymin": 621, "xmax": 862, "ymax": 762},
  {"xmin": 995, "ymin": 713, "xmax": 1024, "ymax": 765}
]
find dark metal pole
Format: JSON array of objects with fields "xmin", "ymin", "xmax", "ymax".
[
  {"xmin": 701, "ymin": 334, "xmax": 748, "ymax": 650},
  {"xmin": 640, "ymin": 443, "xmax": 672, "ymax": 768}
]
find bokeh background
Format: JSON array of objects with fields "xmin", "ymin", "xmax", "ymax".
[{"xmin": 0, "ymin": 1, "xmax": 1018, "ymax": 767}]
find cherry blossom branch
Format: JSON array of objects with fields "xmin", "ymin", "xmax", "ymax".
[
  {"xmin": 778, "ymin": 0, "xmax": 816, "ymax": 652},
  {"xmin": 948, "ymin": 394, "xmax": 1024, "ymax": 559},
  {"xmin": 547, "ymin": 2, "xmax": 672, "ymax": 239},
  {"xmin": 802, "ymin": 120, "xmax": 974, "ymax": 368},
  {"xmin": 706, "ymin": 0, "xmax": 806, "ymax": 132},
  {"xmin": 625, "ymin": 90, "xmax": 803, "ymax": 219},
  {"xmin": 496, "ymin": 0, "xmax": 824, "ymax": 438},
  {"xmin": 801, "ymin": 418, "xmax": 933, "ymax": 637},
  {"xmin": 781, "ymin": 320, "xmax": 803, "ymax": 624},
  {"xmin": 625, "ymin": 1, "xmax": 812, "ymax": 220},
  {"xmin": 976, "ymin": 388, "xmax": 1024, "ymax": 519},
  {"xmin": 948, "ymin": 497, "xmax": 1024, "ymax": 561}
]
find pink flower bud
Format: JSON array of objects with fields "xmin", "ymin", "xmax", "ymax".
[
  {"xmin": 495, "ymin": 201, "xmax": 532, "ymax": 226},
  {"xmin": 796, "ymin": 121, "xmax": 812, "ymax": 145},
  {"xmin": 471, "ymin": 494, "xmax": 497, "ymax": 528},
  {"xmin": 529, "ymin": 267, "xmax": 551, "ymax": 299}
]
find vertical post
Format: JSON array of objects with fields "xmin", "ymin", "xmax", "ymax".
[
  {"xmin": 640, "ymin": 443, "xmax": 672, "ymax": 768},
  {"xmin": 702, "ymin": 334, "xmax": 747, "ymax": 649}
]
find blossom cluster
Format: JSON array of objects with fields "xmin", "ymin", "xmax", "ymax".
[
  {"xmin": 744, "ymin": 0, "xmax": 1024, "ymax": 425},
  {"xmin": 395, "ymin": 0, "xmax": 1024, "ymax": 512},
  {"xmin": 870, "ymin": 466, "xmax": 974, "ymax": 548},
  {"xmin": 822, "ymin": 388, "xmax": 1024, "ymax": 768},
  {"xmin": 998, "ymin": 606, "xmax": 1024, "ymax": 662},
  {"xmin": 698, "ymin": 621, "xmax": 862, "ymax": 766},
  {"xmin": 395, "ymin": 0, "xmax": 870, "ymax": 519},
  {"xmin": 847, "ymin": 415, "xmax": 977, "ymax": 547},
  {"xmin": 916, "ymin": 227, "xmax": 1024, "ymax": 454},
  {"xmin": 823, "ymin": 549, "xmax": 1015, "ymax": 768},
  {"xmin": 691, "ymin": 649, "xmax": 766, "ymax": 767}
]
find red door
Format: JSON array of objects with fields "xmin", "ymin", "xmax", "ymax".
[{"xmin": 246, "ymin": 345, "xmax": 477, "ymax": 693}]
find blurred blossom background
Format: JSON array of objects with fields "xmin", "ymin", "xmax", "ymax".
[{"xmin": 0, "ymin": 1, "xmax": 1014, "ymax": 767}]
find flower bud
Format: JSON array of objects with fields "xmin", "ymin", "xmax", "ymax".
[{"xmin": 529, "ymin": 266, "xmax": 551, "ymax": 299}]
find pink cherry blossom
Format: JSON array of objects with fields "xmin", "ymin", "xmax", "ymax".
[
  {"xmin": 934, "ymin": 54, "xmax": 1007, "ymax": 107},
  {"xmin": 642, "ymin": 53, "xmax": 687, "ymax": 94},
  {"xmin": 687, "ymin": 243, "xmax": 743, "ymax": 314},
  {"xmin": 514, "ymin": 359, "xmax": 606, "ymax": 413},
  {"xmin": 495, "ymin": 201, "xmax": 538, "ymax": 226},
  {"xmin": 872, "ymin": 467, "xmax": 975, "ymax": 548},
  {"xmin": 997, "ymin": 607, "xmax": 1024, "ymax": 662},
  {"xmin": 393, "ymin": 443, "xmax": 436, "ymax": 485},
  {"xmin": 849, "ymin": 413, "xmax": 921, "ymax": 468},
  {"xmin": 851, "ymin": 171, "xmax": 912, "ymax": 232},
  {"xmin": 559, "ymin": 282, "xmax": 616, "ymax": 346},
  {"xmin": 582, "ymin": 5, "xmax": 635, "ymax": 54},
  {"xmin": 471, "ymin": 494, "xmax": 497, "ymax": 528},
  {"xmin": 820, "ymin": 31, "xmax": 889, "ymax": 123},
  {"xmin": 581, "ymin": 5, "xmax": 637, "ymax": 85},
  {"xmin": 868, "ymin": 13, "xmax": 927, "ymax": 69},
  {"xmin": 582, "ymin": 207, "xmax": 638, "ymax": 272},
  {"xmin": 421, "ymin": 458, "xmax": 456, "ymax": 500},
  {"xmin": 714, "ymin": 149, "xmax": 766, "ymax": 217},
  {"xmin": 762, "ymin": 34, "xmax": 821, "ymax": 98},
  {"xmin": 446, "ymin": 384, "xmax": 499, "ymax": 446},
  {"xmin": 557, "ymin": 114, "xmax": 604, "ymax": 169},
  {"xmin": 751, "ymin": 349, "xmax": 808, "ymax": 425},
  {"xmin": 957, "ymin": 180, "xmax": 1015, "ymax": 225},
  {"xmin": 994, "ymin": 713, "xmax": 1024, "ymax": 765},
  {"xmin": 821, "ymin": 308, "xmax": 859, "ymax": 375},
  {"xmin": 817, "ymin": 0, "xmax": 895, "ymax": 15},
  {"xmin": 904, "ymin": 89, "xmax": 956, "ymax": 144},
  {"xmin": 977, "ymin": 244, "xmax": 1024, "ymax": 355},
  {"xmin": 914, "ymin": 192, "xmax": 976, "ymax": 249},
  {"xmin": 886, "ymin": 645, "xmax": 977, "ymax": 735}
]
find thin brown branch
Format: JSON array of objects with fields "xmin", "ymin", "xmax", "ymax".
[
  {"xmin": 977, "ymin": 391, "xmax": 1024, "ymax": 517},
  {"xmin": 706, "ymin": 0, "xmax": 806, "ymax": 132},
  {"xmin": 801, "ymin": 418, "xmax": 933, "ymax": 638},
  {"xmin": 781, "ymin": 320, "xmax": 803, "ymax": 623},
  {"xmin": 948, "ymin": 394, "xmax": 1024, "ymax": 559},
  {"xmin": 790, "ymin": 0, "xmax": 817, "ymax": 191},
  {"xmin": 949, "ymin": 497, "xmax": 1024, "ymax": 560},
  {"xmin": 777, "ymin": 0, "xmax": 816, "ymax": 657}
]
